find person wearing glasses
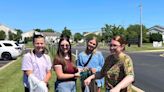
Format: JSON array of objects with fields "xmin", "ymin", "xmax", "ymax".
[
  {"xmin": 77, "ymin": 36, "xmax": 104, "ymax": 92},
  {"xmin": 21, "ymin": 34, "xmax": 52, "ymax": 92},
  {"xmin": 84, "ymin": 35, "xmax": 135, "ymax": 92},
  {"xmin": 53, "ymin": 34, "xmax": 80, "ymax": 92}
]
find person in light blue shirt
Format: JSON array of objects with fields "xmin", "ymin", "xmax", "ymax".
[{"xmin": 77, "ymin": 36, "xmax": 104, "ymax": 92}]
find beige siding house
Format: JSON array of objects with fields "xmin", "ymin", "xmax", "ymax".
[{"xmin": 0, "ymin": 24, "xmax": 17, "ymax": 40}]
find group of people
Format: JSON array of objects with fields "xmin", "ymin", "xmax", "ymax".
[{"xmin": 21, "ymin": 34, "xmax": 135, "ymax": 92}]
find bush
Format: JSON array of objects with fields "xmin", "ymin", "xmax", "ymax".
[{"xmin": 149, "ymin": 33, "xmax": 163, "ymax": 42}]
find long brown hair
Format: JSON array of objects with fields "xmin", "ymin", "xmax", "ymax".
[{"xmin": 53, "ymin": 34, "xmax": 75, "ymax": 71}]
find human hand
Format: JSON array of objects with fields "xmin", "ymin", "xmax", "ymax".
[
  {"xmin": 84, "ymin": 77, "xmax": 91, "ymax": 86},
  {"xmin": 91, "ymin": 68, "xmax": 96, "ymax": 74},
  {"xmin": 83, "ymin": 67, "xmax": 89, "ymax": 71},
  {"xmin": 74, "ymin": 72, "xmax": 81, "ymax": 78}
]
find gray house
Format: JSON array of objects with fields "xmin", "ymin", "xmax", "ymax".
[{"xmin": 148, "ymin": 25, "xmax": 164, "ymax": 42}]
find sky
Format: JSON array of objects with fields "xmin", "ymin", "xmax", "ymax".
[{"xmin": 0, "ymin": 0, "xmax": 164, "ymax": 34}]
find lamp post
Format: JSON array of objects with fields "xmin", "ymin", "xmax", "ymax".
[{"xmin": 139, "ymin": 0, "xmax": 142, "ymax": 47}]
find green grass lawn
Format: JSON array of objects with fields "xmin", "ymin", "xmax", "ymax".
[
  {"xmin": 0, "ymin": 44, "xmax": 142, "ymax": 92},
  {"xmin": 98, "ymin": 42, "xmax": 164, "ymax": 52}
]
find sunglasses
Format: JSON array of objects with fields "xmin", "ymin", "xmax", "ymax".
[{"xmin": 60, "ymin": 44, "xmax": 70, "ymax": 48}]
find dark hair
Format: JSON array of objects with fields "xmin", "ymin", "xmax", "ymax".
[
  {"xmin": 32, "ymin": 34, "xmax": 45, "ymax": 43},
  {"xmin": 53, "ymin": 34, "xmax": 74, "ymax": 70},
  {"xmin": 32, "ymin": 34, "xmax": 47, "ymax": 54},
  {"xmin": 112, "ymin": 35, "xmax": 127, "ymax": 50}
]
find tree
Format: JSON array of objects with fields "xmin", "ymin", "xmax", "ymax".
[
  {"xmin": 101, "ymin": 24, "xmax": 125, "ymax": 42},
  {"xmin": 34, "ymin": 28, "xmax": 42, "ymax": 32},
  {"xmin": 85, "ymin": 33, "xmax": 101, "ymax": 42},
  {"xmin": 43, "ymin": 28, "xmax": 54, "ymax": 32},
  {"xmin": 8, "ymin": 31, "xmax": 17, "ymax": 40},
  {"xmin": 149, "ymin": 33, "xmax": 163, "ymax": 42},
  {"xmin": 126, "ymin": 24, "xmax": 148, "ymax": 42},
  {"xmin": 74, "ymin": 33, "xmax": 83, "ymax": 43},
  {"xmin": 62, "ymin": 27, "xmax": 72, "ymax": 38},
  {"xmin": 15, "ymin": 29, "xmax": 23, "ymax": 41},
  {"xmin": 0, "ymin": 30, "xmax": 6, "ymax": 40}
]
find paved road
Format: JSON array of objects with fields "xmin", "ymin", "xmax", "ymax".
[
  {"xmin": 0, "ymin": 48, "xmax": 31, "ymax": 68},
  {"xmin": 72, "ymin": 46, "xmax": 164, "ymax": 92},
  {"xmin": 0, "ymin": 60, "xmax": 10, "ymax": 67}
]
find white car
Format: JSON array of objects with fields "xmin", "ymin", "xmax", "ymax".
[{"xmin": 0, "ymin": 40, "xmax": 22, "ymax": 60}]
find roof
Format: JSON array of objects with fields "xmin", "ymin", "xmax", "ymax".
[
  {"xmin": 0, "ymin": 24, "xmax": 17, "ymax": 34},
  {"xmin": 149, "ymin": 25, "xmax": 164, "ymax": 33},
  {"xmin": 40, "ymin": 32, "xmax": 61, "ymax": 37}
]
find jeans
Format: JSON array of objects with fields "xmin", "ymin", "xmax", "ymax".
[{"xmin": 55, "ymin": 81, "xmax": 76, "ymax": 92}]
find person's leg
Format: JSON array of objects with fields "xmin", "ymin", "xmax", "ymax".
[
  {"xmin": 25, "ymin": 87, "xmax": 29, "ymax": 92},
  {"xmin": 55, "ymin": 81, "xmax": 76, "ymax": 92}
]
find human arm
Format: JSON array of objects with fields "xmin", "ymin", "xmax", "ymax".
[
  {"xmin": 54, "ymin": 65, "xmax": 80, "ymax": 80},
  {"xmin": 43, "ymin": 55, "xmax": 52, "ymax": 83},
  {"xmin": 43, "ymin": 70, "xmax": 51, "ymax": 84},
  {"xmin": 76, "ymin": 53, "xmax": 84, "ymax": 69},
  {"xmin": 110, "ymin": 75, "xmax": 134, "ymax": 92},
  {"xmin": 110, "ymin": 55, "xmax": 135, "ymax": 92},
  {"xmin": 84, "ymin": 74, "xmax": 95, "ymax": 86},
  {"xmin": 21, "ymin": 53, "xmax": 33, "ymax": 76}
]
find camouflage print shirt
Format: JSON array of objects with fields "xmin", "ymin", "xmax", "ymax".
[{"xmin": 100, "ymin": 53, "xmax": 134, "ymax": 92}]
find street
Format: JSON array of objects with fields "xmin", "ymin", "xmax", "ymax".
[{"xmin": 72, "ymin": 46, "xmax": 164, "ymax": 92}]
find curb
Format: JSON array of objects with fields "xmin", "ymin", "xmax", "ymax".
[
  {"xmin": 0, "ymin": 57, "xmax": 21, "ymax": 71},
  {"xmin": 127, "ymin": 49, "xmax": 164, "ymax": 53}
]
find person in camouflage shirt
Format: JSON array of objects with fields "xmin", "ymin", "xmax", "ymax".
[{"xmin": 84, "ymin": 35, "xmax": 134, "ymax": 92}]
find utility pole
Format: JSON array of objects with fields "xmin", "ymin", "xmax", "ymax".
[{"xmin": 139, "ymin": 0, "xmax": 143, "ymax": 47}]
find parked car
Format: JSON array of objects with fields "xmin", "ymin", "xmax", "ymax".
[
  {"xmin": 17, "ymin": 41, "xmax": 26, "ymax": 50},
  {"xmin": 0, "ymin": 40, "xmax": 22, "ymax": 60}
]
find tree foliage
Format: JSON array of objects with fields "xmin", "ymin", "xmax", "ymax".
[
  {"xmin": 34, "ymin": 28, "xmax": 54, "ymax": 32},
  {"xmin": 8, "ymin": 31, "xmax": 17, "ymax": 41},
  {"xmin": 43, "ymin": 28, "xmax": 54, "ymax": 32},
  {"xmin": 101, "ymin": 24, "xmax": 125, "ymax": 42},
  {"xmin": 74, "ymin": 33, "xmax": 83, "ymax": 42},
  {"xmin": 34, "ymin": 28, "xmax": 42, "ymax": 32},
  {"xmin": 126, "ymin": 24, "xmax": 148, "ymax": 42},
  {"xmin": 62, "ymin": 27, "xmax": 72, "ymax": 38},
  {"xmin": 15, "ymin": 29, "xmax": 23, "ymax": 41},
  {"xmin": 149, "ymin": 33, "xmax": 163, "ymax": 42},
  {"xmin": 0, "ymin": 30, "xmax": 6, "ymax": 40}
]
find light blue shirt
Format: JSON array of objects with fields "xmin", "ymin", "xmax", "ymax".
[{"xmin": 77, "ymin": 51, "xmax": 105, "ymax": 87}]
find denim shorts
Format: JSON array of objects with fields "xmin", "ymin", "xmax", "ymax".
[{"xmin": 55, "ymin": 80, "xmax": 76, "ymax": 92}]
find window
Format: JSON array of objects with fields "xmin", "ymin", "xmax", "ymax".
[
  {"xmin": 3, "ymin": 43, "xmax": 13, "ymax": 47},
  {"xmin": 15, "ymin": 43, "xmax": 19, "ymax": 46}
]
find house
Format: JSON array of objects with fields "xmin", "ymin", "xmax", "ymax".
[
  {"xmin": 21, "ymin": 30, "xmax": 41, "ymax": 41},
  {"xmin": 0, "ymin": 24, "xmax": 17, "ymax": 40},
  {"xmin": 83, "ymin": 30, "xmax": 102, "ymax": 37},
  {"xmin": 148, "ymin": 25, "xmax": 164, "ymax": 42},
  {"xmin": 40, "ymin": 31, "xmax": 61, "ymax": 44}
]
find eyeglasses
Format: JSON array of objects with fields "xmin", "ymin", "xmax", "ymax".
[
  {"xmin": 108, "ymin": 44, "xmax": 120, "ymax": 48},
  {"xmin": 60, "ymin": 44, "xmax": 70, "ymax": 48}
]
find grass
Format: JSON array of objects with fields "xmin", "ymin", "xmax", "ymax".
[
  {"xmin": 0, "ymin": 43, "xmax": 145, "ymax": 92},
  {"xmin": 98, "ymin": 42, "xmax": 164, "ymax": 52}
]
